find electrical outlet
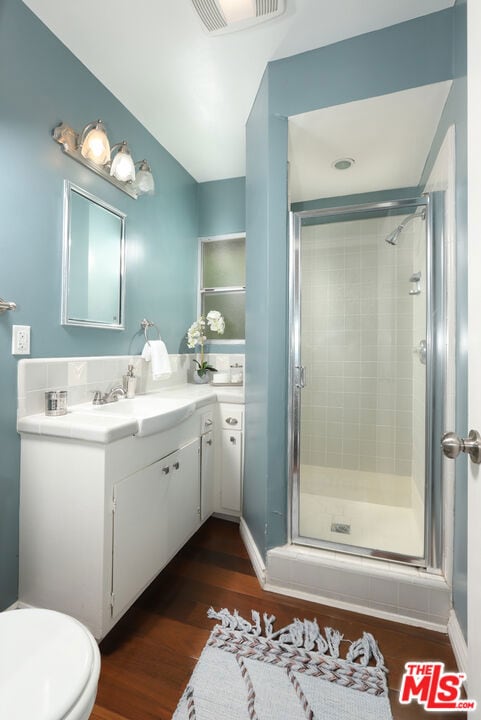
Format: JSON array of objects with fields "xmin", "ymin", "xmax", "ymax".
[{"xmin": 12, "ymin": 325, "xmax": 31, "ymax": 355}]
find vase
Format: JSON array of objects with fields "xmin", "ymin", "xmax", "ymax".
[{"xmin": 193, "ymin": 370, "xmax": 210, "ymax": 384}]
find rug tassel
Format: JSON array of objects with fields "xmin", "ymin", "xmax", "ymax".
[
  {"xmin": 346, "ymin": 632, "xmax": 387, "ymax": 670},
  {"xmin": 208, "ymin": 607, "xmax": 387, "ymax": 668}
]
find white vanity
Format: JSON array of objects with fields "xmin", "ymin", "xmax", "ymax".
[{"xmin": 17, "ymin": 381, "xmax": 244, "ymax": 640}]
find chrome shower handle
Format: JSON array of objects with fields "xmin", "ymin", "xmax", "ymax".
[
  {"xmin": 295, "ymin": 365, "xmax": 306, "ymax": 389},
  {"xmin": 414, "ymin": 340, "xmax": 427, "ymax": 365}
]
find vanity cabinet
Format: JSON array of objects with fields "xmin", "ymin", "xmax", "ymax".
[
  {"xmin": 112, "ymin": 458, "xmax": 166, "ymax": 620},
  {"xmin": 111, "ymin": 438, "xmax": 200, "ymax": 621},
  {"xmin": 201, "ymin": 431, "xmax": 215, "ymax": 521},
  {"xmin": 216, "ymin": 404, "xmax": 244, "ymax": 516},
  {"xmin": 18, "ymin": 395, "xmax": 244, "ymax": 640},
  {"xmin": 19, "ymin": 416, "xmax": 203, "ymax": 640}
]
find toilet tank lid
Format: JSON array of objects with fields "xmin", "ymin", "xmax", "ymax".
[{"xmin": 0, "ymin": 608, "xmax": 99, "ymax": 720}]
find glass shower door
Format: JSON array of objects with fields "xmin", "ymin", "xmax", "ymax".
[{"xmin": 290, "ymin": 198, "xmax": 435, "ymax": 564}]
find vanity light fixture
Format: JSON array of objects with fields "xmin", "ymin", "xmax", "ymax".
[
  {"xmin": 110, "ymin": 142, "xmax": 136, "ymax": 183},
  {"xmin": 52, "ymin": 120, "xmax": 154, "ymax": 200},
  {"xmin": 134, "ymin": 160, "xmax": 155, "ymax": 195},
  {"xmin": 80, "ymin": 120, "xmax": 110, "ymax": 165}
]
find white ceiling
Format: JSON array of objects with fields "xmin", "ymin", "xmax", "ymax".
[
  {"xmin": 288, "ymin": 81, "xmax": 453, "ymax": 203},
  {"xmin": 22, "ymin": 0, "xmax": 454, "ymax": 182}
]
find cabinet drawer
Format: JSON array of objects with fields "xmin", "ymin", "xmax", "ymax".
[{"xmin": 220, "ymin": 407, "xmax": 243, "ymax": 430}]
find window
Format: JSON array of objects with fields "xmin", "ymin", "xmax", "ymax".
[{"xmin": 199, "ymin": 234, "xmax": 246, "ymax": 342}]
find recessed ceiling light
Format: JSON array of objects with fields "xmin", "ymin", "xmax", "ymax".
[{"xmin": 332, "ymin": 157, "xmax": 355, "ymax": 170}]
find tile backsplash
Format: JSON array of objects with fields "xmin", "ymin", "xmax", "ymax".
[{"xmin": 17, "ymin": 352, "xmax": 245, "ymax": 418}]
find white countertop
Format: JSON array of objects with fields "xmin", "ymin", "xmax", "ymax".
[{"xmin": 17, "ymin": 384, "xmax": 244, "ymax": 444}]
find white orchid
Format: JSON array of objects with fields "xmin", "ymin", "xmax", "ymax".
[
  {"xmin": 186, "ymin": 311, "xmax": 225, "ymax": 376},
  {"xmin": 206, "ymin": 310, "xmax": 225, "ymax": 334}
]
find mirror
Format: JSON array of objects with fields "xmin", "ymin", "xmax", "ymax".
[{"xmin": 61, "ymin": 181, "xmax": 126, "ymax": 329}]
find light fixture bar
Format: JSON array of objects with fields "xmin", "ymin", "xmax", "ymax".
[
  {"xmin": 56, "ymin": 141, "xmax": 139, "ymax": 199},
  {"xmin": 52, "ymin": 122, "xmax": 156, "ymax": 200}
]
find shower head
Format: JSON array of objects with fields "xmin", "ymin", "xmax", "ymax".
[
  {"xmin": 384, "ymin": 208, "xmax": 426, "ymax": 245},
  {"xmin": 385, "ymin": 226, "xmax": 403, "ymax": 246}
]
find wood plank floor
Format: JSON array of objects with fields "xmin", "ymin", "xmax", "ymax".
[{"xmin": 90, "ymin": 518, "xmax": 465, "ymax": 720}]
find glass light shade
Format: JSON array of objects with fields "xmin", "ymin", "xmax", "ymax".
[
  {"xmin": 80, "ymin": 123, "xmax": 110, "ymax": 165},
  {"xmin": 135, "ymin": 167, "xmax": 155, "ymax": 195},
  {"xmin": 110, "ymin": 146, "xmax": 135, "ymax": 182}
]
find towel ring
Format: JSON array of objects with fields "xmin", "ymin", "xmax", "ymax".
[{"xmin": 140, "ymin": 318, "xmax": 160, "ymax": 346}]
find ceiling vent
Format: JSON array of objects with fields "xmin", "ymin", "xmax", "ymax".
[{"xmin": 191, "ymin": 0, "xmax": 286, "ymax": 35}]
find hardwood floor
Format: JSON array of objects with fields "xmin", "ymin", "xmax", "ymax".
[{"xmin": 90, "ymin": 518, "xmax": 464, "ymax": 720}]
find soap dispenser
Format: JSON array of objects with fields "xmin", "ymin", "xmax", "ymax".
[{"xmin": 126, "ymin": 364, "xmax": 137, "ymax": 399}]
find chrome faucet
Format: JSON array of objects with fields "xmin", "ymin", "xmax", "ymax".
[{"xmin": 92, "ymin": 386, "xmax": 126, "ymax": 405}]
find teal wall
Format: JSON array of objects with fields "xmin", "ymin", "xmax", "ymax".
[
  {"xmin": 0, "ymin": 0, "xmax": 199, "ymax": 609},
  {"xmin": 244, "ymin": 9, "xmax": 458, "ymax": 559},
  {"xmin": 198, "ymin": 177, "xmax": 245, "ymax": 237}
]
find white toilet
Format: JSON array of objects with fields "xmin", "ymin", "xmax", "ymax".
[{"xmin": 0, "ymin": 607, "xmax": 101, "ymax": 720}]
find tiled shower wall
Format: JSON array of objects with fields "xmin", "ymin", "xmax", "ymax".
[{"xmin": 300, "ymin": 215, "xmax": 424, "ymax": 477}]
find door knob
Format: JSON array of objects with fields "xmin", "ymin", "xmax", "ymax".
[{"xmin": 441, "ymin": 430, "xmax": 481, "ymax": 464}]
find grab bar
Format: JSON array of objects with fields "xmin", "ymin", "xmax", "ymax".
[
  {"xmin": 140, "ymin": 318, "xmax": 160, "ymax": 345},
  {"xmin": 0, "ymin": 298, "xmax": 16, "ymax": 314}
]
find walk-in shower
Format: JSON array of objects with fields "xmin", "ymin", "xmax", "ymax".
[{"xmin": 289, "ymin": 196, "xmax": 443, "ymax": 567}]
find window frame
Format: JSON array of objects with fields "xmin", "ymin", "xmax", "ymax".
[{"xmin": 197, "ymin": 232, "xmax": 246, "ymax": 345}]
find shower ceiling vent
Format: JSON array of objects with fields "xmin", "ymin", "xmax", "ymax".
[{"xmin": 191, "ymin": 0, "xmax": 286, "ymax": 35}]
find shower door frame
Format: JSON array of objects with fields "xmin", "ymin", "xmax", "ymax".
[{"xmin": 288, "ymin": 194, "xmax": 444, "ymax": 569}]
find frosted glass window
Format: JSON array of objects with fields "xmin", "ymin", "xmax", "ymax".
[
  {"xmin": 202, "ymin": 238, "xmax": 245, "ymax": 288},
  {"xmin": 200, "ymin": 235, "xmax": 245, "ymax": 341},
  {"xmin": 202, "ymin": 292, "xmax": 245, "ymax": 340}
]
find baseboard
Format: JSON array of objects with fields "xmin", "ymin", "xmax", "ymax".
[
  {"xmin": 448, "ymin": 609, "xmax": 468, "ymax": 675},
  {"xmin": 3, "ymin": 601, "xmax": 20, "ymax": 611},
  {"xmin": 2, "ymin": 600, "xmax": 33, "ymax": 611},
  {"xmin": 213, "ymin": 512, "xmax": 240, "ymax": 524},
  {"xmin": 239, "ymin": 517, "xmax": 266, "ymax": 586}
]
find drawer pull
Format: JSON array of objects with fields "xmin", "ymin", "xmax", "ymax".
[
  {"xmin": 173, "ymin": 461, "xmax": 180, "ymax": 470},
  {"xmin": 206, "ymin": 439, "xmax": 213, "ymax": 446},
  {"xmin": 225, "ymin": 417, "xmax": 238, "ymax": 425},
  {"xmin": 205, "ymin": 419, "xmax": 213, "ymax": 426},
  {"xmin": 230, "ymin": 436, "xmax": 236, "ymax": 444},
  {"xmin": 162, "ymin": 466, "xmax": 170, "ymax": 474}
]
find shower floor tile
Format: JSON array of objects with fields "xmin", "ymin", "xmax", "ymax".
[{"xmin": 299, "ymin": 464, "xmax": 424, "ymax": 557}]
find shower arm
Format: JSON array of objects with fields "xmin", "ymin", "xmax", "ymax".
[{"xmin": 399, "ymin": 208, "xmax": 426, "ymax": 233}]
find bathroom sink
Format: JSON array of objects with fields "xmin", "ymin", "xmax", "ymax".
[{"xmin": 89, "ymin": 394, "xmax": 196, "ymax": 437}]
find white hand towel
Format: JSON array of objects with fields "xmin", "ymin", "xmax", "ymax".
[{"xmin": 141, "ymin": 340, "xmax": 172, "ymax": 380}]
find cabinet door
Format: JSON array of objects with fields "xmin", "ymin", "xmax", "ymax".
[
  {"xmin": 166, "ymin": 438, "xmax": 201, "ymax": 556},
  {"xmin": 112, "ymin": 460, "xmax": 165, "ymax": 619},
  {"xmin": 220, "ymin": 429, "xmax": 243, "ymax": 512},
  {"xmin": 201, "ymin": 431, "xmax": 215, "ymax": 522}
]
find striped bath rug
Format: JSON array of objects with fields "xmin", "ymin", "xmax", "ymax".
[{"xmin": 172, "ymin": 608, "xmax": 393, "ymax": 720}]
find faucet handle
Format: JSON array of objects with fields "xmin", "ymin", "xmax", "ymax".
[{"xmin": 92, "ymin": 391, "xmax": 104, "ymax": 405}]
